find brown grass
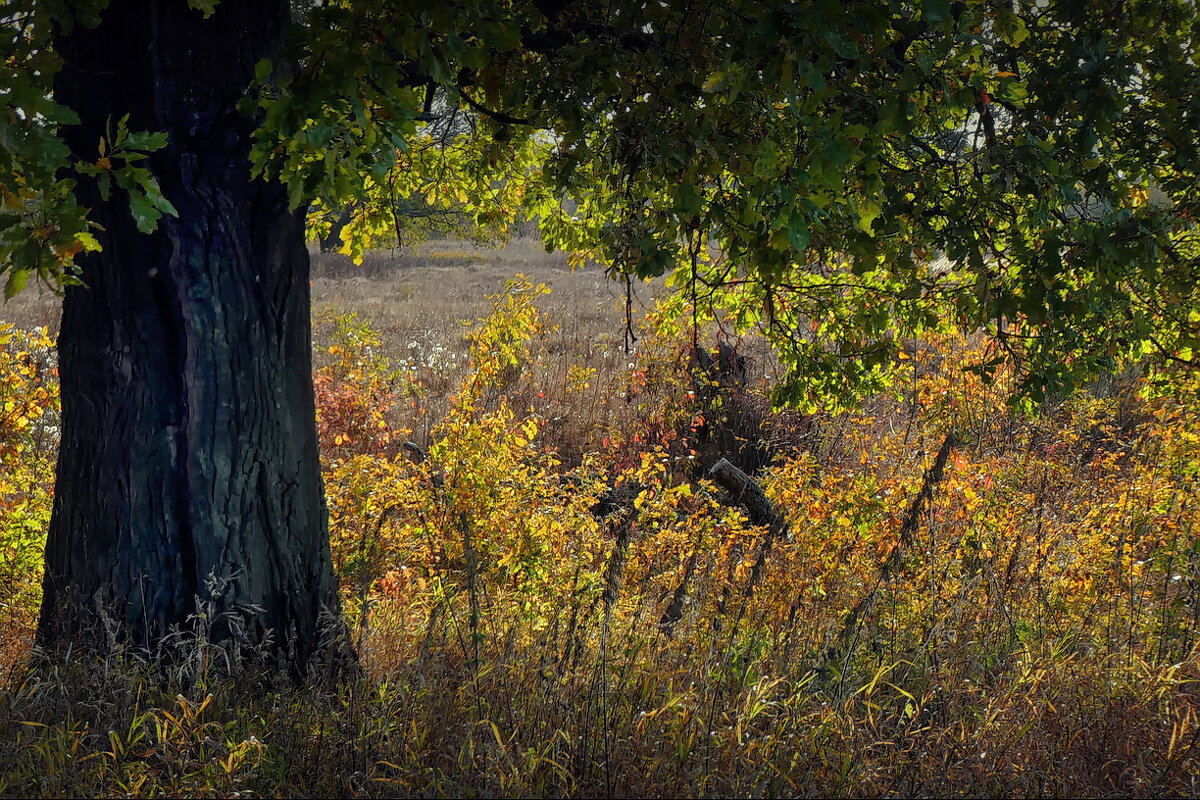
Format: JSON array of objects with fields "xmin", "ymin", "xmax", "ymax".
[{"xmin": 5, "ymin": 240, "xmax": 1200, "ymax": 797}]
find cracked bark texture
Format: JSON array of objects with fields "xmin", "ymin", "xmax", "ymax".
[{"xmin": 39, "ymin": 0, "xmax": 343, "ymax": 672}]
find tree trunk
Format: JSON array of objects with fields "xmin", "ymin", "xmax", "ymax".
[
  {"xmin": 318, "ymin": 208, "xmax": 353, "ymax": 254},
  {"xmin": 39, "ymin": 0, "xmax": 344, "ymax": 672}
]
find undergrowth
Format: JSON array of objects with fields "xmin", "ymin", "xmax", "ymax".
[{"xmin": 4, "ymin": 279, "xmax": 1200, "ymax": 797}]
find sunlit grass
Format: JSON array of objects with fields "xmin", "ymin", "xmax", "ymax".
[{"xmin": 3, "ymin": 248, "xmax": 1200, "ymax": 797}]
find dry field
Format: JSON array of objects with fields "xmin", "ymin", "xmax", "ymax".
[
  {"xmin": 7, "ymin": 238, "xmax": 1200, "ymax": 797},
  {"xmin": 0, "ymin": 237, "xmax": 634, "ymax": 342},
  {"xmin": 0, "ymin": 237, "xmax": 687, "ymax": 461}
]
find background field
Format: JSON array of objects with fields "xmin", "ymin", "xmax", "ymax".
[{"xmin": 3, "ymin": 239, "xmax": 1200, "ymax": 797}]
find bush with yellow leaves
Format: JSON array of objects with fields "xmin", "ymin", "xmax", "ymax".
[{"xmin": 0, "ymin": 323, "xmax": 57, "ymax": 672}]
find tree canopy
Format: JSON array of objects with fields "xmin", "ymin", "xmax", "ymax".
[{"xmin": 5, "ymin": 1, "xmax": 1200, "ymax": 409}]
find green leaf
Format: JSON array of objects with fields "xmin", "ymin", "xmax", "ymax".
[
  {"xmin": 121, "ymin": 130, "xmax": 169, "ymax": 153},
  {"xmin": 4, "ymin": 269, "xmax": 30, "ymax": 300},
  {"xmin": 51, "ymin": 104, "xmax": 81, "ymax": 126},
  {"xmin": 923, "ymin": 0, "xmax": 951, "ymax": 22},
  {"xmin": 461, "ymin": 45, "xmax": 485, "ymax": 70},
  {"xmin": 127, "ymin": 192, "xmax": 163, "ymax": 234},
  {"xmin": 76, "ymin": 231, "xmax": 101, "ymax": 252},
  {"xmin": 114, "ymin": 114, "xmax": 130, "ymax": 146},
  {"xmin": 675, "ymin": 182, "xmax": 702, "ymax": 215},
  {"xmin": 129, "ymin": 171, "xmax": 178, "ymax": 221},
  {"xmin": 187, "ymin": 0, "xmax": 219, "ymax": 18},
  {"xmin": 480, "ymin": 20, "xmax": 520, "ymax": 53},
  {"xmin": 995, "ymin": 9, "xmax": 1030, "ymax": 45},
  {"xmin": 787, "ymin": 214, "xmax": 810, "ymax": 252},
  {"xmin": 855, "ymin": 199, "xmax": 881, "ymax": 233}
]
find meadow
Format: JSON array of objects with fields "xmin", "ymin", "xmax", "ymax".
[{"xmin": 3, "ymin": 239, "xmax": 1200, "ymax": 797}]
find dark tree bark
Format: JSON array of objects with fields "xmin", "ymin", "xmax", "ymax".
[
  {"xmin": 39, "ymin": 0, "xmax": 344, "ymax": 672},
  {"xmin": 318, "ymin": 208, "xmax": 353, "ymax": 254}
]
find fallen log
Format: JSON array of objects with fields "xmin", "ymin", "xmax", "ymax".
[
  {"xmin": 706, "ymin": 458, "xmax": 792, "ymax": 633},
  {"xmin": 708, "ymin": 458, "xmax": 790, "ymax": 542}
]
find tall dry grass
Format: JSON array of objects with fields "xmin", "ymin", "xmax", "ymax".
[{"xmin": 2, "ymin": 244, "xmax": 1200, "ymax": 797}]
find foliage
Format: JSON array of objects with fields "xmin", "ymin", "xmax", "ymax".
[
  {"xmin": 305, "ymin": 104, "xmax": 550, "ymax": 260},
  {"xmin": 254, "ymin": 0, "xmax": 1200, "ymax": 409},
  {"xmin": 312, "ymin": 310, "xmax": 408, "ymax": 458},
  {"xmin": 0, "ymin": 3, "xmax": 173, "ymax": 295},
  {"xmin": 4, "ymin": 1, "xmax": 1199, "ymax": 408},
  {"xmin": 0, "ymin": 323, "xmax": 56, "ymax": 670},
  {"xmin": 8, "ymin": 290, "xmax": 1200, "ymax": 794}
]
